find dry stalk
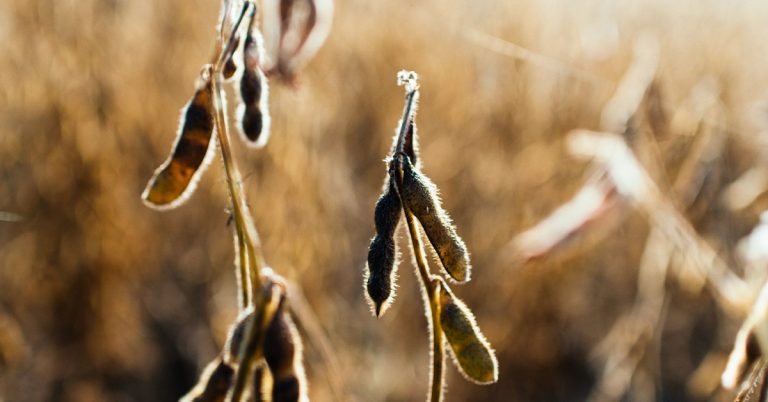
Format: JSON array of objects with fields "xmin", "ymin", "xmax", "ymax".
[
  {"xmin": 363, "ymin": 71, "xmax": 497, "ymax": 402},
  {"xmin": 142, "ymin": 0, "xmax": 333, "ymax": 400}
]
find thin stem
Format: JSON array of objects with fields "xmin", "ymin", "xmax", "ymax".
[
  {"xmin": 429, "ymin": 278, "xmax": 445, "ymax": 402},
  {"xmin": 402, "ymin": 202, "xmax": 445, "ymax": 402},
  {"xmin": 211, "ymin": 0, "xmax": 265, "ymax": 307},
  {"xmin": 235, "ymin": 230, "xmax": 249, "ymax": 309},
  {"xmin": 395, "ymin": 75, "xmax": 419, "ymax": 156}
]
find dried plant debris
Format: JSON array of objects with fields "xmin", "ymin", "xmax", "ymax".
[
  {"xmin": 143, "ymin": 66, "xmax": 216, "ymax": 209},
  {"xmin": 437, "ymin": 280, "xmax": 498, "ymax": 384},
  {"xmin": 264, "ymin": 0, "xmax": 333, "ymax": 81}
]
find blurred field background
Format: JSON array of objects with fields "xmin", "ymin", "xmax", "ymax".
[{"xmin": 3, "ymin": 0, "xmax": 768, "ymax": 401}]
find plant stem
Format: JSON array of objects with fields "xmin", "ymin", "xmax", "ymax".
[
  {"xmin": 226, "ymin": 285, "xmax": 278, "ymax": 402},
  {"xmin": 403, "ymin": 206, "xmax": 445, "ymax": 402},
  {"xmin": 211, "ymin": 0, "xmax": 265, "ymax": 308}
]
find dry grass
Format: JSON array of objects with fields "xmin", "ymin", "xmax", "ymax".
[{"xmin": 3, "ymin": 0, "xmax": 768, "ymax": 401}]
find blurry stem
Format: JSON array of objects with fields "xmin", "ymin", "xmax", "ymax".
[
  {"xmin": 212, "ymin": 0, "xmax": 265, "ymax": 308},
  {"xmin": 401, "ymin": 190, "xmax": 445, "ymax": 402},
  {"xmin": 226, "ymin": 286, "xmax": 278, "ymax": 402}
]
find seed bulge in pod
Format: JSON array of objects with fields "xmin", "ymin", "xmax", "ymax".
[
  {"xmin": 142, "ymin": 69, "xmax": 216, "ymax": 209},
  {"xmin": 264, "ymin": 295, "xmax": 307, "ymax": 402},
  {"xmin": 438, "ymin": 281, "xmax": 498, "ymax": 384},
  {"xmin": 365, "ymin": 172, "xmax": 402, "ymax": 317},
  {"xmin": 399, "ymin": 155, "xmax": 470, "ymax": 282},
  {"xmin": 237, "ymin": 30, "xmax": 271, "ymax": 147}
]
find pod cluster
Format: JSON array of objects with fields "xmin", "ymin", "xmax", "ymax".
[
  {"xmin": 363, "ymin": 71, "xmax": 498, "ymax": 396},
  {"xmin": 188, "ymin": 280, "xmax": 307, "ymax": 402}
]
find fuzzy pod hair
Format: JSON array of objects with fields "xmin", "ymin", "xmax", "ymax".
[
  {"xmin": 263, "ymin": 295, "xmax": 308, "ymax": 402},
  {"xmin": 237, "ymin": 27, "xmax": 271, "ymax": 148},
  {"xmin": 142, "ymin": 68, "xmax": 216, "ymax": 209},
  {"xmin": 437, "ymin": 281, "xmax": 498, "ymax": 385},
  {"xmin": 180, "ymin": 357, "xmax": 235, "ymax": 402},
  {"xmin": 398, "ymin": 155, "xmax": 471, "ymax": 282},
  {"xmin": 364, "ymin": 168, "xmax": 403, "ymax": 317}
]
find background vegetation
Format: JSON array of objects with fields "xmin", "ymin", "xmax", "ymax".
[{"xmin": 2, "ymin": 0, "xmax": 768, "ymax": 400}]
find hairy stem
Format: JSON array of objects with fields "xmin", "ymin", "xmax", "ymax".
[
  {"xmin": 226, "ymin": 286, "xmax": 279, "ymax": 402},
  {"xmin": 403, "ymin": 204, "xmax": 445, "ymax": 402},
  {"xmin": 212, "ymin": 0, "xmax": 265, "ymax": 307}
]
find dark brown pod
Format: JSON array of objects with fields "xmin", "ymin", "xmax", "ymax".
[
  {"xmin": 399, "ymin": 155, "xmax": 470, "ymax": 282},
  {"xmin": 142, "ymin": 67, "xmax": 216, "ymax": 209},
  {"xmin": 222, "ymin": 35, "xmax": 240, "ymax": 80},
  {"xmin": 364, "ymin": 170, "xmax": 402, "ymax": 317},
  {"xmin": 264, "ymin": 295, "xmax": 307, "ymax": 402},
  {"xmin": 437, "ymin": 281, "xmax": 498, "ymax": 384},
  {"xmin": 237, "ymin": 29, "xmax": 271, "ymax": 148},
  {"xmin": 403, "ymin": 119, "xmax": 419, "ymax": 167},
  {"xmin": 180, "ymin": 357, "xmax": 234, "ymax": 402},
  {"xmin": 224, "ymin": 308, "xmax": 254, "ymax": 363}
]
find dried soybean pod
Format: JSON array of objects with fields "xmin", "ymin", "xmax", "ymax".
[
  {"xmin": 142, "ymin": 67, "xmax": 216, "ymax": 209},
  {"xmin": 364, "ymin": 169, "xmax": 402, "ymax": 317},
  {"xmin": 403, "ymin": 119, "xmax": 419, "ymax": 167},
  {"xmin": 437, "ymin": 281, "xmax": 498, "ymax": 384},
  {"xmin": 264, "ymin": 295, "xmax": 307, "ymax": 402},
  {"xmin": 237, "ymin": 26, "xmax": 271, "ymax": 147},
  {"xmin": 222, "ymin": 35, "xmax": 240, "ymax": 80},
  {"xmin": 180, "ymin": 357, "xmax": 235, "ymax": 402},
  {"xmin": 399, "ymin": 155, "xmax": 470, "ymax": 282},
  {"xmin": 224, "ymin": 308, "xmax": 254, "ymax": 363}
]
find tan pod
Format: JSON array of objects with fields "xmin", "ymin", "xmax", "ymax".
[
  {"xmin": 400, "ymin": 156, "xmax": 470, "ymax": 282},
  {"xmin": 143, "ymin": 69, "xmax": 216, "ymax": 209},
  {"xmin": 438, "ymin": 281, "xmax": 498, "ymax": 384}
]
